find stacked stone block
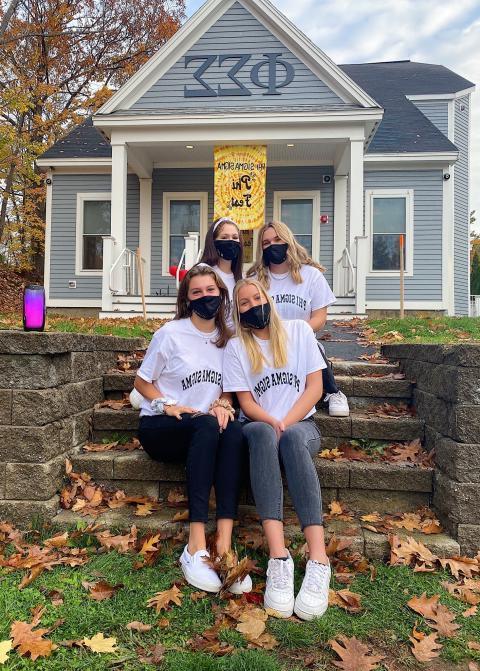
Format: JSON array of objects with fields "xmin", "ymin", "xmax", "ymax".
[
  {"xmin": 383, "ymin": 343, "xmax": 480, "ymax": 555},
  {"xmin": 0, "ymin": 331, "xmax": 146, "ymax": 525}
]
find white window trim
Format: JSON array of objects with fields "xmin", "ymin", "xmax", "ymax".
[
  {"xmin": 75, "ymin": 192, "xmax": 112, "ymax": 276},
  {"xmin": 273, "ymin": 190, "xmax": 321, "ymax": 262},
  {"xmin": 161, "ymin": 192, "xmax": 208, "ymax": 276},
  {"xmin": 366, "ymin": 189, "xmax": 414, "ymax": 278}
]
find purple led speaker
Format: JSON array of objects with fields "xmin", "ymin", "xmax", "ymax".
[{"xmin": 23, "ymin": 284, "xmax": 46, "ymax": 331}]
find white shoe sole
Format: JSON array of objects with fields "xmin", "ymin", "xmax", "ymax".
[
  {"xmin": 328, "ymin": 408, "xmax": 350, "ymax": 417},
  {"xmin": 264, "ymin": 593, "xmax": 294, "ymax": 618},
  {"xmin": 294, "ymin": 600, "xmax": 328, "ymax": 621},
  {"xmin": 181, "ymin": 566, "xmax": 221, "ymax": 593}
]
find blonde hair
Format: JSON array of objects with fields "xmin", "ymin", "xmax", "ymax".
[
  {"xmin": 232, "ymin": 279, "xmax": 288, "ymax": 374},
  {"xmin": 247, "ymin": 221, "xmax": 326, "ymax": 289}
]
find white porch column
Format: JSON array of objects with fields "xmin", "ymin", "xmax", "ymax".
[
  {"xmin": 110, "ymin": 142, "xmax": 128, "ymax": 294},
  {"xmin": 333, "ymin": 175, "xmax": 348, "ymax": 296},
  {"xmin": 101, "ymin": 236, "xmax": 115, "ymax": 312},
  {"xmin": 139, "ymin": 177, "xmax": 152, "ymax": 295},
  {"xmin": 349, "ymin": 139, "xmax": 366, "ymax": 313}
]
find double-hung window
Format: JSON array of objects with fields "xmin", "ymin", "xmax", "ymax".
[
  {"xmin": 162, "ymin": 193, "xmax": 208, "ymax": 274},
  {"xmin": 76, "ymin": 193, "xmax": 111, "ymax": 274},
  {"xmin": 366, "ymin": 190, "xmax": 414, "ymax": 275},
  {"xmin": 273, "ymin": 191, "xmax": 321, "ymax": 260}
]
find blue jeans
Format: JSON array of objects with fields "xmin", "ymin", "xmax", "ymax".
[{"xmin": 242, "ymin": 418, "xmax": 323, "ymax": 529}]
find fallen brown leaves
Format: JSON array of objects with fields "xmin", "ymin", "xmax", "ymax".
[
  {"xmin": 329, "ymin": 635, "xmax": 384, "ymax": 671},
  {"xmin": 147, "ymin": 585, "xmax": 183, "ymax": 613},
  {"xmin": 366, "ymin": 402, "xmax": 415, "ymax": 419},
  {"xmin": 116, "ymin": 350, "xmax": 146, "ymax": 372},
  {"xmin": 82, "ymin": 633, "xmax": 117, "ymax": 653},
  {"xmin": 329, "ymin": 589, "xmax": 363, "ymax": 613},
  {"xmin": 361, "ymin": 508, "xmax": 442, "ymax": 535},
  {"xmin": 83, "ymin": 438, "xmax": 142, "ymax": 452},
  {"xmin": 319, "ymin": 438, "xmax": 433, "ymax": 467},
  {"xmin": 407, "ymin": 593, "xmax": 460, "ymax": 637},
  {"xmin": 409, "ymin": 629, "xmax": 443, "ymax": 663},
  {"xmin": 10, "ymin": 607, "xmax": 57, "ymax": 661},
  {"xmin": 82, "ymin": 580, "xmax": 123, "ymax": 601}
]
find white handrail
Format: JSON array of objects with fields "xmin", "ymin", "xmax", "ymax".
[
  {"xmin": 109, "ymin": 248, "xmax": 145, "ymax": 295},
  {"xmin": 176, "ymin": 248, "xmax": 186, "ymax": 289},
  {"xmin": 335, "ymin": 246, "xmax": 356, "ymax": 297}
]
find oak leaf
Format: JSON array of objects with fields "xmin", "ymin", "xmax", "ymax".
[
  {"xmin": 439, "ymin": 556, "xmax": 480, "ymax": 580},
  {"xmin": 409, "ymin": 631, "xmax": 442, "ymax": 662},
  {"xmin": 139, "ymin": 534, "xmax": 160, "ymax": 555},
  {"xmin": 10, "ymin": 621, "xmax": 57, "ymax": 661},
  {"xmin": 82, "ymin": 580, "xmax": 123, "ymax": 601},
  {"xmin": 329, "ymin": 635, "xmax": 384, "ymax": 671},
  {"xmin": 0, "ymin": 640, "xmax": 12, "ymax": 665},
  {"xmin": 95, "ymin": 527, "xmax": 137, "ymax": 553},
  {"xmin": 82, "ymin": 633, "xmax": 117, "ymax": 653},
  {"xmin": 329, "ymin": 589, "xmax": 363, "ymax": 613},
  {"xmin": 147, "ymin": 585, "xmax": 183, "ymax": 613},
  {"xmin": 235, "ymin": 608, "xmax": 267, "ymax": 641},
  {"xmin": 407, "ymin": 593, "xmax": 440, "ymax": 620}
]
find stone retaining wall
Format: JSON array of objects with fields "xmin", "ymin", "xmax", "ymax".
[
  {"xmin": 0, "ymin": 331, "xmax": 146, "ymax": 524},
  {"xmin": 382, "ymin": 343, "xmax": 480, "ymax": 555}
]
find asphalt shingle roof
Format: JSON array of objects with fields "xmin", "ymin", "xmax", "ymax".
[{"xmin": 38, "ymin": 61, "xmax": 474, "ymax": 160}]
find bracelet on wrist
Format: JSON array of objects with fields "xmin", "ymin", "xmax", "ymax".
[{"xmin": 209, "ymin": 398, "xmax": 235, "ymax": 414}]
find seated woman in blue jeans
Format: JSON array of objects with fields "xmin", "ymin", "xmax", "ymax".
[
  {"xmin": 223, "ymin": 279, "xmax": 330, "ymax": 621},
  {"xmin": 134, "ymin": 264, "xmax": 251, "ymax": 595}
]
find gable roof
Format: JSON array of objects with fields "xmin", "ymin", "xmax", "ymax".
[
  {"xmin": 340, "ymin": 60, "xmax": 473, "ymax": 153},
  {"xmin": 96, "ymin": 0, "xmax": 379, "ymax": 114},
  {"xmin": 38, "ymin": 60, "xmax": 474, "ymax": 161}
]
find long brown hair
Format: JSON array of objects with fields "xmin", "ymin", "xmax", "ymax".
[
  {"xmin": 200, "ymin": 217, "xmax": 244, "ymax": 282},
  {"xmin": 175, "ymin": 264, "xmax": 231, "ymax": 348},
  {"xmin": 232, "ymin": 279, "xmax": 288, "ymax": 374},
  {"xmin": 247, "ymin": 221, "xmax": 326, "ymax": 289}
]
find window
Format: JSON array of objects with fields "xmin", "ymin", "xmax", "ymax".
[
  {"xmin": 366, "ymin": 190, "xmax": 414, "ymax": 275},
  {"xmin": 273, "ymin": 191, "xmax": 321, "ymax": 260},
  {"xmin": 75, "ymin": 193, "xmax": 111, "ymax": 274},
  {"xmin": 162, "ymin": 193, "xmax": 208, "ymax": 274}
]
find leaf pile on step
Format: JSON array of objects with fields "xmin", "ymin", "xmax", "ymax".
[
  {"xmin": 0, "ymin": 523, "xmax": 89, "ymax": 590},
  {"xmin": 389, "ymin": 535, "xmax": 480, "ymax": 577},
  {"xmin": 320, "ymin": 438, "xmax": 433, "ymax": 466},
  {"xmin": 61, "ymin": 459, "xmax": 160, "ymax": 517},
  {"xmin": 358, "ymin": 352, "xmax": 391, "ymax": 364},
  {"xmin": 358, "ymin": 371, "xmax": 406, "ymax": 379},
  {"xmin": 116, "ymin": 351, "xmax": 146, "ymax": 372},
  {"xmin": 96, "ymin": 393, "xmax": 133, "ymax": 410},
  {"xmin": 82, "ymin": 437, "xmax": 142, "ymax": 452},
  {"xmin": 365, "ymin": 401, "xmax": 415, "ymax": 418},
  {"xmin": 361, "ymin": 508, "xmax": 442, "ymax": 535}
]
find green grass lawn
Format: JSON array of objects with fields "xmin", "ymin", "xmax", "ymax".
[
  {"xmin": 365, "ymin": 316, "xmax": 480, "ymax": 344},
  {"xmin": 1, "ymin": 527, "xmax": 479, "ymax": 670}
]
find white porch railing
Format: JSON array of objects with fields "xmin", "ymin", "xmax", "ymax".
[
  {"xmin": 471, "ymin": 295, "xmax": 480, "ymax": 317},
  {"xmin": 109, "ymin": 247, "xmax": 145, "ymax": 296},
  {"xmin": 174, "ymin": 232, "xmax": 202, "ymax": 289},
  {"xmin": 334, "ymin": 235, "xmax": 369, "ymax": 314}
]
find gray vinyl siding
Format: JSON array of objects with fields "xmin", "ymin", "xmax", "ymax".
[
  {"xmin": 454, "ymin": 95, "xmax": 470, "ymax": 315},
  {"xmin": 49, "ymin": 174, "xmax": 139, "ymax": 301},
  {"xmin": 411, "ymin": 100, "xmax": 449, "ymax": 137},
  {"xmin": 132, "ymin": 2, "xmax": 345, "ymax": 111},
  {"xmin": 364, "ymin": 170, "xmax": 443, "ymax": 302},
  {"xmin": 150, "ymin": 166, "xmax": 334, "ymax": 294}
]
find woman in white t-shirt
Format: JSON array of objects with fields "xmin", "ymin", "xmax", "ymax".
[
  {"xmin": 134, "ymin": 264, "xmax": 251, "ymax": 596},
  {"xmin": 200, "ymin": 217, "xmax": 244, "ymax": 303},
  {"xmin": 248, "ymin": 220, "xmax": 349, "ymax": 418},
  {"xmin": 223, "ymin": 279, "xmax": 331, "ymax": 621}
]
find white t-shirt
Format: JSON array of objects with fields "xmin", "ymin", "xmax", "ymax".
[
  {"xmin": 212, "ymin": 265, "xmax": 237, "ymax": 328},
  {"xmin": 137, "ymin": 318, "xmax": 224, "ymax": 417},
  {"xmin": 267, "ymin": 265, "xmax": 336, "ymax": 322},
  {"xmin": 223, "ymin": 319, "xmax": 326, "ymax": 421}
]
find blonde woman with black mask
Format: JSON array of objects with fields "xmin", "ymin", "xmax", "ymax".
[
  {"xmin": 248, "ymin": 220, "xmax": 349, "ymax": 418},
  {"xmin": 223, "ymin": 279, "xmax": 331, "ymax": 621}
]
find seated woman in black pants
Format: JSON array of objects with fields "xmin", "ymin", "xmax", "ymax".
[{"xmin": 133, "ymin": 264, "xmax": 251, "ymax": 595}]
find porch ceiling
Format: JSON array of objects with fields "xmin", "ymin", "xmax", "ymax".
[{"xmin": 129, "ymin": 140, "xmax": 342, "ymax": 167}]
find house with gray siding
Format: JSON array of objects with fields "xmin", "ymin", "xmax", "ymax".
[{"xmin": 37, "ymin": 0, "xmax": 475, "ymax": 318}]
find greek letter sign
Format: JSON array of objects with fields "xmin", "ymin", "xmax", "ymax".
[
  {"xmin": 184, "ymin": 53, "xmax": 295, "ymax": 98},
  {"xmin": 214, "ymin": 146, "xmax": 267, "ymax": 230}
]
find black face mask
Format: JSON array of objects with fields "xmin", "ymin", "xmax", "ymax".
[
  {"xmin": 263, "ymin": 243, "xmax": 288, "ymax": 266},
  {"xmin": 190, "ymin": 295, "xmax": 222, "ymax": 320},
  {"xmin": 240, "ymin": 302, "xmax": 271, "ymax": 330},
  {"xmin": 214, "ymin": 239, "xmax": 241, "ymax": 261}
]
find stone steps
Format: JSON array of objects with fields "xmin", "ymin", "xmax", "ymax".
[
  {"xmin": 52, "ymin": 505, "xmax": 460, "ymax": 561},
  {"xmin": 70, "ymin": 447, "xmax": 432, "ymax": 514}
]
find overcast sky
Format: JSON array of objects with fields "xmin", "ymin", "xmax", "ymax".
[{"xmin": 185, "ymin": 0, "xmax": 479, "ymax": 232}]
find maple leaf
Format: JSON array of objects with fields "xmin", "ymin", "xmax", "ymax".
[
  {"xmin": 0, "ymin": 640, "xmax": 12, "ymax": 665},
  {"xmin": 147, "ymin": 585, "xmax": 183, "ymax": 613},
  {"xmin": 409, "ymin": 631, "xmax": 442, "ymax": 662},
  {"xmin": 235, "ymin": 608, "xmax": 268, "ymax": 641},
  {"xmin": 126, "ymin": 621, "xmax": 152, "ymax": 632},
  {"xmin": 10, "ymin": 621, "xmax": 57, "ymax": 661},
  {"xmin": 82, "ymin": 580, "xmax": 123, "ymax": 601},
  {"xmin": 82, "ymin": 633, "xmax": 117, "ymax": 654},
  {"xmin": 329, "ymin": 636, "xmax": 384, "ymax": 671},
  {"xmin": 139, "ymin": 534, "xmax": 160, "ymax": 555},
  {"xmin": 439, "ymin": 556, "xmax": 480, "ymax": 580}
]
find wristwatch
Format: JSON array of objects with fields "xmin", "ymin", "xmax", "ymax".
[{"xmin": 151, "ymin": 397, "xmax": 178, "ymax": 415}]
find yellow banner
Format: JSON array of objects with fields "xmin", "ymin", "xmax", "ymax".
[{"xmin": 214, "ymin": 145, "xmax": 267, "ymax": 230}]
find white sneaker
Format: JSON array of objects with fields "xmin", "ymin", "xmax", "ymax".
[
  {"xmin": 264, "ymin": 553, "xmax": 295, "ymax": 618},
  {"xmin": 294, "ymin": 560, "xmax": 331, "ymax": 621},
  {"xmin": 327, "ymin": 390, "xmax": 350, "ymax": 417},
  {"xmin": 180, "ymin": 546, "xmax": 222, "ymax": 593},
  {"xmin": 229, "ymin": 574, "xmax": 253, "ymax": 595},
  {"xmin": 129, "ymin": 388, "xmax": 144, "ymax": 410}
]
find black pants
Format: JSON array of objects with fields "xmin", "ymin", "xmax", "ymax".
[{"xmin": 138, "ymin": 413, "xmax": 245, "ymax": 524}]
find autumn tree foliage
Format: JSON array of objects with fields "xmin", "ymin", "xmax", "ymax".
[{"xmin": 0, "ymin": 0, "xmax": 185, "ymax": 272}]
